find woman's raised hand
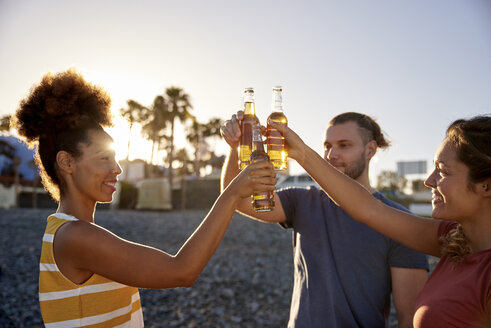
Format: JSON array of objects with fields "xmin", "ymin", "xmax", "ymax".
[{"xmin": 227, "ymin": 160, "xmax": 277, "ymax": 199}]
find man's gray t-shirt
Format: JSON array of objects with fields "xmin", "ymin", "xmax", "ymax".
[{"xmin": 277, "ymin": 187, "xmax": 429, "ymax": 328}]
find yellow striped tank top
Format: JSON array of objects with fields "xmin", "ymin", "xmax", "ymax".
[{"xmin": 39, "ymin": 213, "xmax": 144, "ymax": 327}]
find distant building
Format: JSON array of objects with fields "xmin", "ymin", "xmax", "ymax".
[
  {"xmin": 396, "ymin": 160, "xmax": 429, "ymax": 196},
  {"xmin": 396, "ymin": 160, "xmax": 427, "ymax": 176}
]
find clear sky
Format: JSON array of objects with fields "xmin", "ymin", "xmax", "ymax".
[{"xmin": 1, "ymin": 0, "xmax": 490, "ymax": 181}]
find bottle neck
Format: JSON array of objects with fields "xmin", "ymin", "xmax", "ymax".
[
  {"xmin": 244, "ymin": 88, "xmax": 255, "ymax": 115},
  {"xmin": 271, "ymin": 90, "xmax": 283, "ymax": 112},
  {"xmin": 244, "ymin": 101, "xmax": 256, "ymax": 115},
  {"xmin": 252, "ymin": 126, "xmax": 264, "ymax": 152},
  {"xmin": 252, "ymin": 140, "xmax": 264, "ymax": 152}
]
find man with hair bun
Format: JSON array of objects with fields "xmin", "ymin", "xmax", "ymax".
[
  {"xmin": 221, "ymin": 111, "xmax": 429, "ymax": 328},
  {"xmin": 12, "ymin": 69, "xmax": 277, "ymax": 327}
]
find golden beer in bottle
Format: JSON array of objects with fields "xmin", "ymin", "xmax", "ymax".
[
  {"xmin": 239, "ymin": 88, "xmax": 257, "ymax": 170},
  {"xmin": 249, "ymin": 125, "xmax": 275, "ymax": 212},
  {"xmin": 266, "ymin": 86, "xmax": 288, "ymax": 170}
]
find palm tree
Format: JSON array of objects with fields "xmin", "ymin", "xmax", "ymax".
[
  {"xmin": 174, "ymin": 147, "xmax": 193, "ymax": 177},
  {"xmin": 186, "ymin": 119, "xmax": 207, "ymax": 177},
  {"xmin": 165, "ymin": 87, "xmax": 194, "ymax": 189},
  {"xmin": 186, "ymin": 117, "xmax": 223, "ymax": 177},
  {"xmin": 141, "ymin": 95, "xmax": 170, "ymax": 166},
  {"xmin": 204, "ymin": 117, "xmax": 223, "ymax": 139},
  {"xmin": 0, "ymin": 115, "xmax": 11, "ymax": 134},
  {"xmin": 376, "ymin": 170, "xmax": 407, "ymax": 193},
  {"xmin": 120, "ymin": 100, "xmax": 147, "ymax": 176},
  {"xmin": 174, "ymin": 147, "xmax": 193, "ymax": 211},
  {"xmin": 153, "ymin": 96, "xmax": 172, "ymax": 165}
]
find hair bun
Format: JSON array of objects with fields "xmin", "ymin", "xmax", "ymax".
[{"xmin": 13, "ymin": 68, "xmax": 112, "ymax": 145}]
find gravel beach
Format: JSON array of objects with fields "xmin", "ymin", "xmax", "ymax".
[
  {"xmin": 0, "ymin": 208, "xmax": 435, "ymax": 327},
  {"xmin": 0, "ymin": 208, "xmax": 293, "ymax": 327}
]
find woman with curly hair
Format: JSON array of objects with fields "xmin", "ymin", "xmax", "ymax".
[
  {"xmin": 12, "ymin": 69, "xmax": 276, "ymax": 327},
  {"xmin": 269, "ymin": 115, "xmax": 490, "ymax": 327}
]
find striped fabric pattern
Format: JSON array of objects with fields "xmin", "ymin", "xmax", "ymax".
[{"xmin": 39, "ymin": 213, "xmax": 144, "ymax": 327}]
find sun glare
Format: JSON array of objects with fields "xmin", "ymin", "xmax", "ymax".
[
  {"xmin": 81, "ymin": 68, "xmax": 210, "ymax": 167},
  {"xmin": 81, "ymin": 68, "xmax": 163, "ymax": 111},
  {"xmin": 81, "ymin": 68, "xmax": 163, "ymax": 164},
  {"xmin": 106, "ymin": 116, "xmax": 153, "ymax": 163}
]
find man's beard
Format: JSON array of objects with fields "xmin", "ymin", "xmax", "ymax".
[{"xmin": 344, "ymin": 155, "xmax": 366, "ymax": 180}]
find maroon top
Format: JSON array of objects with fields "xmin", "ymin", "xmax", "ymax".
[{"xmin": 414, "ymin": 220, "xmax": 491, "ymax": 327}]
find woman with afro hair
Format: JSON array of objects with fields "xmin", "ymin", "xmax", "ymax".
[
  {"xmin": 268, "ymin": 115, "xmax": 491, "ymax": 327},
  {"xmin": 13, "ymin": 68, "xmax": 277, "ymax": 327}
]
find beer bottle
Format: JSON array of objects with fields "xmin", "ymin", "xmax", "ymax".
[
  {"xmin": 239, "ymin": 87, "xmax": 257, "ymax": 170},
  {"xmin": 266, "ymin": 86, "xmax": 288, "ymax": 170},
  {"xmin": 249, "ymin": 124, "xmax": 275, "ymax": 212}
]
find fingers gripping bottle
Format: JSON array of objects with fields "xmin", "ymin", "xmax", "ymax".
[
  {"xmin": 266, "ymin": 86, "xmax": 288, "ymax": 170},
  {"xmin": 239, "ymin": 88, "xmax": 257, "ymax": 170},
  {"xmin": 249, "ymin": 124, "xmax": 275, "ymax": 212}
]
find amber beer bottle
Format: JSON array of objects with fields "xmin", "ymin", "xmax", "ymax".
[
  {"xmin": 239, "ymin": 88, "xmax": 257, "ymax": 170},
  {"xmin": 249, "ymin": 125, "xmax": 275, "ymax": 212},
  {"xmin": 266, "ymin": 86, "xmax": 288, "ymax": 170}
]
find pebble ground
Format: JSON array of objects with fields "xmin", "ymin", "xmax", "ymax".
[{"xmin": 0, "ymin": 208, "xmax": 436, "ymax": 327}]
